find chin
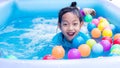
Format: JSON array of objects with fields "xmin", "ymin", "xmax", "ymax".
[{"xmin": 68, "ymin": 37, "xmax": 74, "ymax": 41}]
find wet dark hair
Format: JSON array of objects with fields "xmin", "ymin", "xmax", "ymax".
[{"xmin": 58, "ymin": 2, "xmax": 83, "ymax": 24}]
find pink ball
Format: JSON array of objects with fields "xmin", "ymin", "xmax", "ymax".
[
  {"xmin": 92, "ymin": 19, "xmax": 99, "ymax": 26},
  {"xmin": 98, "ymin": 16, "xmax": 103, "ymax": 21},
  {"xmin": 100, "ymin": 40, "xmax": 111, "ymax": 51},
  {"xmin": 68, "ymin": 48, "xmax": 81, "ymax": 59}
]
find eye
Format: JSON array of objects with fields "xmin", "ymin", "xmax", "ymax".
[
  {"xmin": 73, "ymin": 22, "xmax": 78, "ymax": 26},
  {"xmin": 63, "ymin": 23, "xmax": 68, "ymax": 26},
  {"xmin": 62, "ymin": 21, "xmax": 68, "ymax": 26}
]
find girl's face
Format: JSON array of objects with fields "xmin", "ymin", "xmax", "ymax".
[{"xmin": 59, "ymin": 12, "xmax": 83, "ymax": 41}]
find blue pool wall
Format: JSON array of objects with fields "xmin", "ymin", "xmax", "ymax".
[
  {"xmin": 0, "ymin": 0, "xmax": 120, "ymax": 32},
  {"xmin": 1, "ymin": 0, "xmax": 120, "ymax": 68}
]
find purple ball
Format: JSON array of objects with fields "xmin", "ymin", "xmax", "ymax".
[
  {"xmin": 100, "ymin": 40, "xmax": 111, "ymax": 51},
  {"xmin": 68, "ymin": 48, "xmax": 81, "ymax": 59}
]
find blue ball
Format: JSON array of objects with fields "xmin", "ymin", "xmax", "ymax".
[
  {"xmin": 110, "ymin": 24, "xmax": 116, "ymax": 34},
  {"xmin": 92, "ymin": 43, "xmax": 103, "ymax": 57},
  {"xmin": 87, "ymin": 23, "xmax": 96, "ymax": 32},
  {"xmin": 72, "ymin": 36, "xmax": 85, "ymax": 48}
]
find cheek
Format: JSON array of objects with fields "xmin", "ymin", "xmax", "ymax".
[
  {"xmin": 75, "ymin": 26, "xmax": 81, "ymax": 32},
  {"xmin": 76, "ymin": 25, "xmax": 81, "ymax": 30},
  {"xmin": 60, "ymin": 26, "xmax": 66, "ymax": 32}
]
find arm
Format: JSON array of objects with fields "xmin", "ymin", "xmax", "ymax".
[{"xmin": 80, "ymin": 8, "xmax": 96, "ymax": 16}]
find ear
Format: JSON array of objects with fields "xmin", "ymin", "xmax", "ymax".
[
  {"xmin": 56, "ymin": 22, "xmax": 61, "ymax": 33},
  {"xmin": 80, "ymin": 21, "xmax": 84, "ymax": 28},
  {"xmin": 58, "ymin": 22, "xmax": 61, "ymax": 29}
]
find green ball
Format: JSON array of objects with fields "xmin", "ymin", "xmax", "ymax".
[
  {"xmin": 84, "ymin": 14, "xmax": 93, "ymax": 22},
  {"xmin": 110, "ymin": 48, "xmax": 120, "ymax": 55},
  {"xmin": 110, "ymin": 44, "xmax": 120, "ymax": 52}
]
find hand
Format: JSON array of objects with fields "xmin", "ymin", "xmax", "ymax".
[{"xmin": 83, "ymin": 8, "xmax": 96, "ymax": 16}]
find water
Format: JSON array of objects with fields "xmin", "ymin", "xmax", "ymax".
[
  {"xmin": 0, "ymin": 16, "xmax": 89, "ymax": 60},
  {"xmin": 0, "ymin": 17, "xmax": 59, "ymax": 60}
]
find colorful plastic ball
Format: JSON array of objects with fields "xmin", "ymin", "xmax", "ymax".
[
  {"xmin": 100, "ymin": 40, "xmax": 111, "ymax": 51},
  {"xmin": 92, "ymin": 19, "xmax": 99, "ymax": 26},
  {"xmin": 114, "ymin": 33, "xmax": 120, "ymax": 40},
  {"xmin": 91, "ymin": 28, "xmax": 101, "ymax": 38},
  {"xmin": 78, "ymin": 44, "xmax": 91, "ymax": 57},
  {"xmin": 92, "ymin": 43, "xmax": 103, "ymax": 56},
  {"xmin": 113, "ymin": 38, "xmax": 120, "ymax": 44},
  {"xmin": 104, "ymin": 25, "xmax": 111, "ymax": 29},
  {"xmin": 68, "ymin": 48, "xmax": 81, "ymax": 59},
  {"xmin": 102, "ymin": 37, "xmax": 113, "ymax": 44},
  {"xmin": 99, "ymin": 18, "xmax": 109, "ymax": 24},
  {"xmin": 86, "ymin": 39, "xmax": 97, "ymax": 48},
  {"xmin": 102, "ymin": 28, "xmax": 112, "ymax": 37},
  {"xmin": 110, "ymin": 48, "xmax": 120, "ymax": 56},
  {"xmin": 72, "ymin": 36, "xmax": 85, "ymax": 48},
  {"xmin": 84, "ymin": 14, "xmax": 93, "ymax": 22},
  {"xmin": 52, "ymin": 46, "xmax": 65, "ymax": 59},
  {"xmin": 98, "ymin": 16, "xmax": 103, "ymax": 21},
  {"xmin": 43, "ymin": 55, "xmax": 56, "ymax": 60},
  {"xmin": 97, "ymin": 22, "xmax": 108, "ymax": 31},
  {"xmin": 87, "ymin": 23, "xmax": 96, "ymax": 32},
  {"xmin": 110, "ymin": 24, "xmax": 116, "ymax": 34},
  {"xmin": 110, "ymin": 44, "xmax": 120, "ymax": 52},
  {"xmin": 6, "ymin": 55, "xmax": 17, "ymax": 59}
]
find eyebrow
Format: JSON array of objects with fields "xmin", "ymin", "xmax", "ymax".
[{"xmin": 62, "ymin": 19, "xmax": 79, "ymax": 23}]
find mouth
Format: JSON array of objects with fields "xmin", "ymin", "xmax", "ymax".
[{"xmin": 67, "ymin": 32, "xmax": 75, "ymax": 37}]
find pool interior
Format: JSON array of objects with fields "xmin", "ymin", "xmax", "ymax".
[
  {"xmin": 0, "ymin": 15, "xmax": 119, "ymax": 60},
  {"xmin": 0, "ymin": 17, "xmax": 59, "ymax": 59}
]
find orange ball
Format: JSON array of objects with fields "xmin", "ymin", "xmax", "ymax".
[
  {"xmin": 78, "ymin": 44, "xmax": 91, "ymax": 57},
  {"xmin": 91, "ymin": 28, "xmax": 101, "ymax": 38},
  {"xmin": 52, "ymin": 46, "xmax": 65, "ymax": 59},
  {"xmin": 114, "ymin": 33, "xmax": 120, "ymax": 40}
]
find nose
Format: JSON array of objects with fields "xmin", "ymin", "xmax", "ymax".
[{"xmin": 68, "ymin": 25, "xmax": 74, "ymax": 30}]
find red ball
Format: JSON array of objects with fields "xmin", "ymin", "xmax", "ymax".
[
  {"xmin": 113, "ymin": 38, "xmax": 120, "ymax": 44},
  {"xmin": 102, "ymin": 37, "xmax": 113, "ymax": 44},
  {"xmin": 43, "ymin": 55, "xmax": 56, "ymax": 60}
]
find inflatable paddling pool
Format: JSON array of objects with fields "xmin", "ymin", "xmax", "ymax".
[{"xmin": 0, "ymin": 0, "xmax": 120, "ymax": 68}]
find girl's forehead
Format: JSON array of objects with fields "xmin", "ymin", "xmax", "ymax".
[{"xmin": 62, "ymin": 12, "xmax": 79, "ymax": 20}]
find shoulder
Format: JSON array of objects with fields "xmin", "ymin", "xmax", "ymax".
[
  {"xmin": 52, "ymin": 32, "xmax": 62, "ymax": 40},
  {"xmin": 52, "ymin": 32, "xmax": 63, "ymax": 45},
  {"xmin": 78, "ymin": 32, "xmax": 91, "ymax": 41}
]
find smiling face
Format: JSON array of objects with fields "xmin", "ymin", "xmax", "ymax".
[{"xmin": 59, "ymin": 12, "xmax": 83, "ymax": 41}]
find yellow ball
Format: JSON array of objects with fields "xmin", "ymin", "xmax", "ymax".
[
  {"xmin": 78, "ymin": 44, "xmax": 91, "ymax": 57},
  {"xmin": 52, "ymin": 46, "xmax": 65, "ymax": 59},
  {"xmin": 102, "ymin": 29, "xmax": 113, "ymax": 37},
  {"xmin": 86, "ymin": 39, "xmax": 97, "ymax": 48},
  {"xmin": 97, "ymin": 22, "xmax": 109, "ymax": 31},
  {"xmin": 99, "ymin": 18, "xmax": 109, "ymax": 24}
]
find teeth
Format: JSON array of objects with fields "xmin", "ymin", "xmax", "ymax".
[
  {"xmin": 68, "ymin": 32, "xmax": 74, "ymax": 36},
  {"xmin": 69, "ymin": 33, "xmax": 73, "ymax": 34}
]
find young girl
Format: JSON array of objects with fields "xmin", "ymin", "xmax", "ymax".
[{"xmin": 52, "ymin": 2, "xmax": 95, "ymax": 51}]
